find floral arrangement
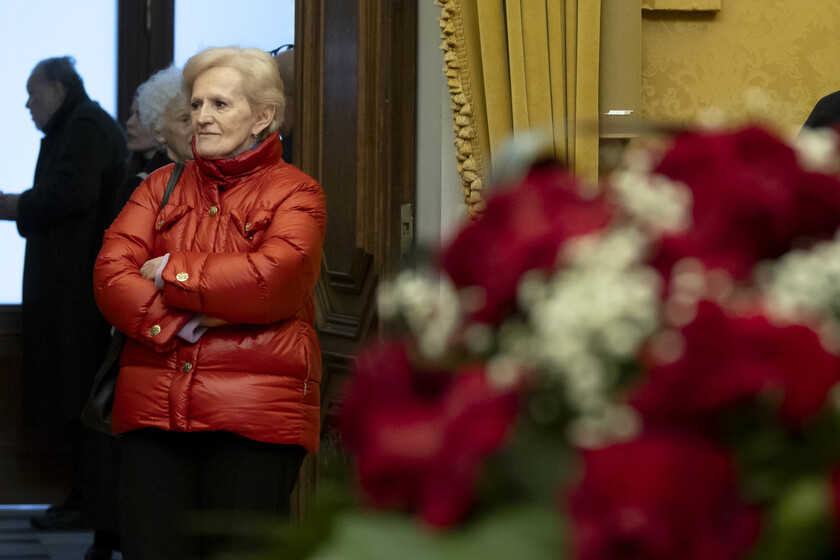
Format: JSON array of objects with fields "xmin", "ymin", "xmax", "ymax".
[{"xmin": 275, "ymin": 124, "xmax": 840, "ymax": 560}]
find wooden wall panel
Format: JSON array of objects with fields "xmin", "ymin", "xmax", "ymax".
[
  {"xmin": 293, "ymin": 0, "xmax": 417, "ymax": 520},
  {"xmin": 297, "ymin": 0, "xmax": 416, "ymax": 432}
]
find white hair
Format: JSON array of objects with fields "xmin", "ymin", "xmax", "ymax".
[{"xmin": 136, "ymin": 65, "xmax": 185, "ymax": 133}]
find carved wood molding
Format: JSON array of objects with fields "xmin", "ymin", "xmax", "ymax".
[
  {"xmin": 326, "ymin": 249, "xmax": 374, "ymax": 294},
  {"xmin": 314, "ymin": 255, "xmax": 378, "ymax": 342}
]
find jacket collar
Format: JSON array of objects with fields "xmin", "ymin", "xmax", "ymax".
[
  {"xmin": 42, "ymin": 89, "xmax": 90, "ymax": 135},
  {"xmin": 144, "ymin": 148, "xmax": 175, "ymax": 173},
  {"xmin": 193, "ymin": 132, "xmax": 283, "ymax": 182}
]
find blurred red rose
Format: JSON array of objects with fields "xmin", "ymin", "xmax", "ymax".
[
  {"xmin": 440, "ymin": 163, "xmax": 612, "ymax": 324},
  {"xmin": 632, "ymin": 301, "xmax": 840, "ymax": 427},
  {"xmin": 568, "ymin": 432, "xmax": 761, "ymax": 560},
  {"xmin": 652, "ymin": 126, "xmax": 840, "ymax": 280},
  {"xmin": 338, "ymin": 342, "xmax": 519, "ymax": 527}
]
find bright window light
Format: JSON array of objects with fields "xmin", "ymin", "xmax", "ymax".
[
  {"xmin": 0, "ymin": 0, "xmax": 117, "ymax": 304},
  {"xmin": 175, "ymin": 0, "xmax": 295, "ymax": 66}
]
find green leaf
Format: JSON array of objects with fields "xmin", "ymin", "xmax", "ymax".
[
  {"xmin": 748, "ymin": 477, "xmax": 834, "ymax": 560},
  {"xmin": 309, "ymin": 505, "xmax": 564, "ymax": 560}
]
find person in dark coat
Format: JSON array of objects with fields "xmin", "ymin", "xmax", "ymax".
[
  {"xmin": 0, "ymin": 56, "xmax": 126, "ymax": 530},
  {"xmin": 803, "ymin": 90, "xmax": 840, "ymax": 129}
]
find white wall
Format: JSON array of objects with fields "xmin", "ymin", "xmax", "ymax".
[{"xmin": 415, "ymin": 1, "xmax": 466, "ymax": 251}]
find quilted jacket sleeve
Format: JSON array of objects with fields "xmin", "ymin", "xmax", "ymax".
[
  {"xmin": 93, "ymin": 170, "xmax": 194, "ymax": 350},
  {"xmin": 160, "ymin": 179, "xmax": 326, "ymax": 324}
]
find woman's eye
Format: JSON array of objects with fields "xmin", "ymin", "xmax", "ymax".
[
  {"xmin": 190, "ymin": 102, "xmax": 200, "ymax": 111},
  {"xmin": 214, "ymin": 101, "xmax": 227, "ymax": 109}
]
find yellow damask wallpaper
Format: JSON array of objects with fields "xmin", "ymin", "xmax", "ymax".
[{"xmin": 642, "ymin": 1, "xmax": 840, "ymax": 129}]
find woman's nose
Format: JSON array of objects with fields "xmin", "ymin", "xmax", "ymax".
[{"xmin": 195, "ymin": 105, "xmax": 212, "ymax": 123}]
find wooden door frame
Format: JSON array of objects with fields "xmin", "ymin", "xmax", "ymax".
[
  {"xmin": 292, "ymin": 0, "xmax": 417, "ymax": 517},
  {"xmin": 297, "ymin": 0, "xmax": 417, "ymax": 411},
  {"xmin": 117, "ymin": 0, "xmax": 175, "ymax": 124},
  {"xmin": 298, "ymin": 0, "xmax": 416, "ymax": 277}
]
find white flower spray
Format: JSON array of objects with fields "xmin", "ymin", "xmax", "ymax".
[
  {"xmin": 496, "ymin": 227, "xmax": 661, "ymax": 447},
  {"xmin": 793, "ymin": 126, "xmax": 840, "ymax": 175},
  {"xmin": 761, "ymin": 231, "xmax": 840, "ymax": 354},
  {"xmin": 377, "ymin": 269, "xmax": 462, "ymax": 359}
]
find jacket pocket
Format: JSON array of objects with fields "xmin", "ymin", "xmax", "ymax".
[
  {"xmin": 230, "ymin": 208, "xmax": 273, "ymax": 240},
  {"xmin": 154, "ymin": 204, "xmax": 192, "ymax": 232},
  {"xmin": 153, "ymin": 204, "xmax": 193, "ymax": 256}
]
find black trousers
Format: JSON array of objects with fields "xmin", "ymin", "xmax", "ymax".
[
  {"xmin": 82, "ymin": 425, "xmax": 121, "ymax": 533},
  {"xmin": 119, "ymin": 428, "xmax": 306, "ymax": 560}
]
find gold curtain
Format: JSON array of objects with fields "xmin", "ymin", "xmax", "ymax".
[{"xmin": 437, "ymin": 0, "xmax": 601, "ymax": 217}]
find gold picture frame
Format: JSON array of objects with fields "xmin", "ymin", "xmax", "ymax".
[{"xmin": 642, "ymin": 0, "xmax": 721, "ymax": 11}]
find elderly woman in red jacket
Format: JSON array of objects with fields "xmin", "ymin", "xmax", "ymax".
[{"xmin": 93, "ymin": 46, "xmax": 325, "ymax": 560}]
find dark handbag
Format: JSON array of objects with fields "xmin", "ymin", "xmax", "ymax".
[{"xmin": 81, "ymin": 161, "xmax": 185, "ymax": 434}]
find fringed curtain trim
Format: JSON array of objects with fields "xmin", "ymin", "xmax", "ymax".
[{"xmin": 436, "ymin": 0, "xmax": 486, "ymax": 218}]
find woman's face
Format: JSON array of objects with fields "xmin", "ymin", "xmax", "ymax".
[
  {"xmin": 126, "ymin": 98, "xmax": 157, "ymax": 153},
  {"xmin": 190, "ymin": 66, "xmax": 270, "ymax": 159},
  {"xmin": 159, "ymin": 96, "xmax": 193, "ymax": 162}
]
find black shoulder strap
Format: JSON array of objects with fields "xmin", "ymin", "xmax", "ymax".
[{"xmin": 160, "ymin": 161, "xmax": 185, "ymax": 210}]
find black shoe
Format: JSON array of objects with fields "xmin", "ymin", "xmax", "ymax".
[
  {"xmin": 84, "ymin": 545, "xmax": 113, "ymax": 560},
  {"xmin": 29, "ymin": 504, "xmax": 84, "ymax": 530}
]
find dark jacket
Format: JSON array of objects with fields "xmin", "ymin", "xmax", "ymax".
[
  {"xmin": 101, "ymin": 148, "xmax": 173, "ymax": 230},
  {"xmin": 19, "ymin": 90, "xmax": 127, "ymax": 427},
  {"xmin": 803, "ymin": 90, "xmax": 840, "ymax": 129},
  {"xmin": 94, "ymin": 134, "xmax": 326, "ymax": 451}
]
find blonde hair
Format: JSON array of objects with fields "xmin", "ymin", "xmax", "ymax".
[{"xmin": 183, "ymin": 46, "xmax": 286, "ymax": 139}]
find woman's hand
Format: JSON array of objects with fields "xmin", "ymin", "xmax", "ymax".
[
  {"xmin": 140, "ymin": 256, "xmax": 165, "ymax": 282},
  {"xmin": 0, "ymin": 193, "xmax": 20, "ymax": 221},
  {"xmin": 138, "ymin": 258, "xmax": 229, "ymax": 327}
]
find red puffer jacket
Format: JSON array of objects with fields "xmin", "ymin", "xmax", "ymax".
[{"xmin": 94, "ymin": 133, "xmax": 326, "ymax": 452}]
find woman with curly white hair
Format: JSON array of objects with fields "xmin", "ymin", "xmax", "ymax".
[
  {"xmin": 137, "ymin": 64, "xmax": 193, "ymax": 163},
  {"xmin": 107, "ymin": 65, "xmax": 193, "ymax": 222}
]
